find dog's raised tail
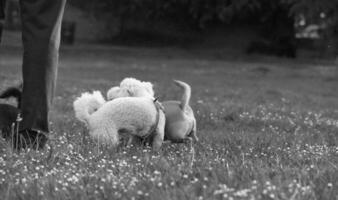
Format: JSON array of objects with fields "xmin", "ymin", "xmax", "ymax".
[
  {"xmin": 174, "ymin": 80, "xmax": 191, "ymax": 111},
  {"xmin": 73, "ymin": 91, "xmax": 106, "ymax": 126}
]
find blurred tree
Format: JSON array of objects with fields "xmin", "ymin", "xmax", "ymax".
[{"xmin": 70, "ymin": 0, "xmax": 145, "ymax": 37}]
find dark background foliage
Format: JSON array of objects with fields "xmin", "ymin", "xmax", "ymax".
[{"xmin": 67, "ymin": 0, "xmax": 338, "ymax": 57}]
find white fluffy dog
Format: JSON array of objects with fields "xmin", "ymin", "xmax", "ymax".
[
  {"xmin": 107, "ymin": 78, "xmax": 154, "ymax": 100},
  {"xmin": 107, "ymin": 78, "xmax": 198, "ymax": 144},
  {"xmin": 73, "ymin": 91, "xmax": 165, "ymax": 150}
]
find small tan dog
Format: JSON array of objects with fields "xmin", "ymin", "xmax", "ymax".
[
  {"xmin": 162, "ymin": 80, "xmax": 198, "ymax": 143},
  {"xmin": 107, "ymin": 78, "xmax": 198, "ymax": 144}
]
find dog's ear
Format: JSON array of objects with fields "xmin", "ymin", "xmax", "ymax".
[{"xmin": 142, "ymin": 82, "xmax": 154, "ymax": 96}]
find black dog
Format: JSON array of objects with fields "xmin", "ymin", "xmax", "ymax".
[
  {"xmin": 0, "ymin": 87, "xmax": 21, "ymax": 146},
  {"xmin": 0, "ymin": 86, "xmax": 22, "ymax": 108},
  {"xmin": 0, "ymin": 86, "xmax": 46, "ymax": 149},
  {"xmin": 0, "ymin": 86, "xmax": 21, "ymax": 131}
]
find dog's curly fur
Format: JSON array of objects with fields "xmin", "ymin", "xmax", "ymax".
[
  {"xmin": 107, "ymin": 78, "xmax": 198, "ymax": 143},
  {"xmin": 107, "ymin": 78, "xmax": 154, "ymax": 100},
  {"xmin": 73, "ymin": 91, "xmax": 165, "ymax": 150}
]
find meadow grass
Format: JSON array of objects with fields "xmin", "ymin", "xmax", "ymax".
[{"xmin": 0, "ymin": 46, "xmax": 337, "ymax": 200}]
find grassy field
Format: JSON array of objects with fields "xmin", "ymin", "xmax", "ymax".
[{"xmin": 0, "ymin": 46, "xmax": 338, "ymax": 200}]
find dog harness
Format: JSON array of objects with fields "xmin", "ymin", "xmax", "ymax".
[{"xmin": 140, "ymin": 97, "xmax": 164, "ymax": 141}]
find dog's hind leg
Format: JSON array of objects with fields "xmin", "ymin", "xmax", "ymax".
[
  {"xmin": 189, "ymin": 119, "xmax": 198, "ymax": 142},
  {"xmin": 152, "ymin": 132, "xmax": 164, "ymax": 151},
  {"xmin": 127, "ymin": 135, "xmax": 143, "ymax": 147}
]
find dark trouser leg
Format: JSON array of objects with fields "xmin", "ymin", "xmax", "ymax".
[
  {"xmin": 0, "ymin": 21, "xmax": 3, "ymax": 43},
  {"xmin": 19, "ymin": 0, "xmax": 66, "ymax": 133},
  {"xmin": 0, "ymin": 0, "xmax": 5, "ymax": 43}
]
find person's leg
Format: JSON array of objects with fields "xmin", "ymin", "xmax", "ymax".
[
  {"xmin": 18, "ymin": 0, "xmax": 66, "ymax": 148},
  {"xmin": 0, "ymin": 0, "xmax": 5, "ymax": 43}
]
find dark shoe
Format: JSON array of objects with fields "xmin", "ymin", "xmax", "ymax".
[{"xmin": 11, "ymin": 129, "xmax": 48, "ymax": 150}]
